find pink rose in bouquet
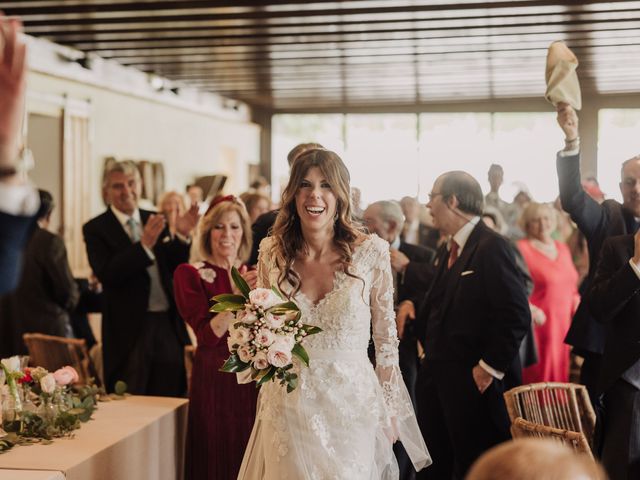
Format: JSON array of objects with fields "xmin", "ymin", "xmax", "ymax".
[{"xmin": 248, "ymin": 288, "xmax": 281, "ymax": 310}]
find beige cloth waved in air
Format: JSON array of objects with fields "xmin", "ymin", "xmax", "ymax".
[{"xmin": 545, "ymin": 41, "xmax": 582, "ymax": 110}]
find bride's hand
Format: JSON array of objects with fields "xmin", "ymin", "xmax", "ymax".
[{"xmin": 210, "ymin": 311, "xmax": 234, "ymax": 337}]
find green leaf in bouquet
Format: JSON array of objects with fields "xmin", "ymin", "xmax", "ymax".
[
  {"xmin": 303, "ymin": 325, "xmax": 323, "ymax": 335},
  {"xmin": 212, "ymin": 293, "xmax": 247, "ymax": 305},
  {"xmin": 210, "ymin": 302, "xmax": 245, "ymax": 313},
  {"xmin": 268, "ymin": 301, "xmax": 300, "ymax": 313},
  {"xmin": 271, "ymin": 286, "xmax": 285, "ymax": 299},
  {"xmin": 231, "ymin": 266, "xmax": 251, "ymax": 299},
  {"xmin": 219, "ymin": 354, "xmax": 250, "ymax": 373},
  {"xmin": 291, "ymin": 344, "xmax": 310, "ymax": 367},
  {"xmin": 256, "ymin": 366, "xmax": 276, "ymax": 387},
  {"xmin": 286, "ymin": 375, "xmax": 298, "ymax": 393}
]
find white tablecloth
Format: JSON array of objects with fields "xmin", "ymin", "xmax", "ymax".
[{"xmin": 0, "ymin": 396, "xmax": 188, "ymax": 480}]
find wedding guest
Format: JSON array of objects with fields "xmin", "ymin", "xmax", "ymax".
[
  {"xmin": 158, "ymin": 190, "xmax": 187, "ymax": 237},
  {"xmin": 556, "ymin": 103, "xmax": 640, "ymax": 416},
  {"xmin": 174, "ymin": 196, "xmax": 258, "ymax": 480},
  {"xmin": 239, "ymin": 191, "xmax": 271, "ymax": 224},
  {"xmin": 467, "ymin": 438, "xmax": 607, "ymax": 480},
  {"xmin": 186, "ymin": 184, "xmax": 204, "ymax": 209},
  {"xmin": 83, "ymin": 160, "xmax": 198, "ymax": 395},
  {"xmin": 484, "ymin": 164, "xmax": 511, "ymax": 222},
  {"xmin": 1, "ymin": 190, "xmax": 79, "ymax": 354},
  {"xmin": 400, "ymin": 196, "xmax": 440, "ymax": 250},
  {"xmin": 517, "ymin": 202, "xmax": 579, "ymax": 384}
]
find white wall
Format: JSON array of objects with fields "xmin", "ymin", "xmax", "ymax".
[{"xmin": 24, "ymin": 35, "xmax": 261, "ymax": 219}]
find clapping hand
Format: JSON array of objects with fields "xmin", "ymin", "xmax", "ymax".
[
  {"xmin": 175, "ymin": 204, "xmax": 200, "ymax": 238},
  {"xmin": 141, "ymin": 214, "xmax": 166, "ymax": 249},
  {"xmin": 0, "ymin": 15, "xmax": 27, "ymax": 169},
  {"xmin": 556, "ymin": 102, "xmax": 578, "ymax": 141},
  {"xmin": 232, "ymin": 265, "xmax": 258, "ymax": 294},
  {"xmin": 632, "ymin": 229, "xmax": 640, "ymax": 267}
]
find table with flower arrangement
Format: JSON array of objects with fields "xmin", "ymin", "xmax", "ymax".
[{"xmin": 0, "ymin": 396, "xmax": 188, "ymax": 480}]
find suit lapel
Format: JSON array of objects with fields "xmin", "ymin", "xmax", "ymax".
[
  {"xmin": 439, "ymin": 222, "xmax": 483, "ymax": 321},
  {"xmin": 105, "ymin": 208, "xmax": 134, "ymax": 247}
]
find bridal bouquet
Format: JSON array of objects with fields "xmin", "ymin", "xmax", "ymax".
[{"xmin": 214, "ymin": 267, "xmax": 321, "ymax": 392}]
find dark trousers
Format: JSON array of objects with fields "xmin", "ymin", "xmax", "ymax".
[
  {"xmin": 601, "ymin": 379, "xmax": 640, "ymax": 480},
  {"xmin": 416, "ymin": 361, "xmax": 511, "ymax": 480},
  {"xmin": 123, "ymin": 311, "xmax": 186, "ymax": 397},
  {"xmin": 580, "ymin": 353, "xmax": 605, "ymax": 456},
  {"xmin": 396, "ymin": 333, "xmax": 420, "ymax": 480}
]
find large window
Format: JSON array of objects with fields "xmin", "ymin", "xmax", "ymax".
[
  {"xmin": 272, "ymin": 112, "xmax": 560, "ymax": 207},
  {"xmin": 598, "ymin": 109, "xmax": 640, "ymax": 203}
]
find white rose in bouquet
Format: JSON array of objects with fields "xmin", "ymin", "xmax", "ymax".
[
  {"xmin": 256, "ymin": 328, "xmax": 276, "ymax": 347},
  {"xmin": 237, "ymin": 345, "xmax": 253, "ymax": 363},
  {"xmin": 264, "ymin": 312, "xmax": 286, "ymax": 329},
  {"xmin": 1, "ymin": 356, "xmax": 20, "ymax": 373},
  {"xmin": 274, "ymin": 333, "xmax": 296, "ymax": 351},
  {"xmin": 252, "ymin": 351, "xmax": 269, "ymax": 370},
  {"xmin": 249, "ymin": 288, "xmax": 281, "ymax": 310},
  {"xmin": 267, "ymin": 343, "xmax": 293, "ymax": 368},
  {"xmin": 242, "ymin": 308, "xmax": 259, "ymax": 324},
  {"xmin": 40, "ymin": 373, "xmax": 57, "ymax": 394},
  {"xmin": 229, "ymin": 324, "xmax": 251, "ymax": 346}
]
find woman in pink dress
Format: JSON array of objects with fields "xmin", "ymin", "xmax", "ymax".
[
  {"xmin": 173, "ymin": 196, "xmax": 258, "ymax": 480},
  {"xmin": 517, "ymin": 202, "xmax": 579, "ymax": 384}
]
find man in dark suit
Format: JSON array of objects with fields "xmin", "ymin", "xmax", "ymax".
[
  {"xmin": 556, "ymin": 104, "xmax": 640, "ymax": 414},
  {"xmin": 83, "ymin": 160, "xmax": 198, "ymax": 395},
  {"xmin": 0, "ymin": 16, "xmax": 38, "ymax": 296},
  {"xmin": 588, "ymin": 231, "xmax": 640, "ymax": 479},
  {"xmin": 413, "ymin": 171, "xmax": 530, "ymax": 480},
  {"xmin": 363, "ymin": 200, "xmax": 435, "ymax": 480},
  {"xmin": 1, "ymin": 190, "xmax": 79, "ymax": 356}
]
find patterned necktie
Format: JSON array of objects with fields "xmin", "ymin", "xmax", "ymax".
[
  {"xmin": 127, "ymin": 217, "xmax": 140, "ymax": 242},
  {"xmin": 447, "ymin": 241, "xmax": 459, "ymax": 269}
]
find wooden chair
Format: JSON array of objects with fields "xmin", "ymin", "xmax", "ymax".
[
  {"xmin": 504, "ymin": 382, "xmax": 596, "ymax": 452},
  {"xmin": 510, "ymin": 417, "xmax": 593, "ymax": 458},
  {"xmin": 22, "ymin": 333, "xmax": 99, "ymax": 386},
  {"xmin": 184, "ymin": 345, "xmax": 196, "ymax": 395}
]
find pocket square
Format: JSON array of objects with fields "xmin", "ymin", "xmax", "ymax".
[{"xmin": 461, "ymin": 270, "xmax": 474, "ymax": 276}]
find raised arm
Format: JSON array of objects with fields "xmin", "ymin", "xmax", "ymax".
[{"xmin": 556, "ymin": 104, "xmax": 606, "ymax": 238}]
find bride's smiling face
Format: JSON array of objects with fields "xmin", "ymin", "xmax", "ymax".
[{"xmin": 294, "ymin": 166, "xmax": 337, "ymax": 233}]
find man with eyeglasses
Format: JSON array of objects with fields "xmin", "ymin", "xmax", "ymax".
[
  {"xmin": 412, "ymin": 171, "xmax": 530, "ymax": 480},
  {"xmin": 556, "ymin": 103, "xmax": 640, "ymax": 455}
]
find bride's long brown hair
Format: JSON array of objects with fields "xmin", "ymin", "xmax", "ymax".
[{"xmin": 269, "ymin": 148, "xmax": 366, "ymax": 298}]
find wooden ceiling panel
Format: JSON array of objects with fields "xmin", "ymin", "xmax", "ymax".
[{"xmin": 4, "ymin": 0, "xmax": 640, "ymax": 109}]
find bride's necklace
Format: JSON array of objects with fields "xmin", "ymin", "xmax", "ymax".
[{"xmin": 530, "ymin": 238, "xmax": 558, "ymax": 260}]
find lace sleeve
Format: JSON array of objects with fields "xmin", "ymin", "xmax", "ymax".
[
  {"xmin": 369, "ymin": 237, "xmax": 432, "ymax": 472},
  {"xmin": 256, "ymin": 237, "xmax": 273, "ymax": 289}
]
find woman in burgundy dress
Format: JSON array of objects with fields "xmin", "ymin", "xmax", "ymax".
[
  {"xmin": 174, "ymin": 196, "xmax": 258, "ymax": 480},
  {"xmin": 517, "ymin": 202, "xmax": 579, "ymax": 384}
]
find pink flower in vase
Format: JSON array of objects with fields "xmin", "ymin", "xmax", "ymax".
[{"xmin": 53, "ymin": 366, "xmax": 79, "ymax": 386}]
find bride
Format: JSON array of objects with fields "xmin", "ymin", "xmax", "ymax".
[{"xmin": 238, "ymin": 148, "xmax": 431, "ymax": 479}]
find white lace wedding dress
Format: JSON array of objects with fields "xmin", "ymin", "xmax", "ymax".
[{"xmin": 238, "ymin": 235, "xmax": 431, "ymax": 480}]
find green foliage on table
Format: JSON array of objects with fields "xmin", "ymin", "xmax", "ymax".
[{"xmin": 0, "ymin": 379, "xmax": 109, "ymax": 454}]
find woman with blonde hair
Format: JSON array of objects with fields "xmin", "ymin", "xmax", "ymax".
[
  {"xmin": 157, "ymin": 190, "xmax": 187, "ymax": 236},
  {"xmin": 173, "ymin": 196, "xmax": 258, "ymax": 480},
  {"xmin": 238, "ymin": 149, "xmax": 430, "ymax": 478},
  {"xmin": 517, "ymin": 202, "xmax": 580, "ymax": 384}
]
